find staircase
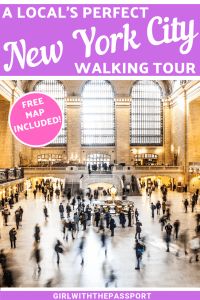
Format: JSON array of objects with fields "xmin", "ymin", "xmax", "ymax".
[{"xmin": 64, "ymin": 179, "xmax": 80, "ymax": 195}]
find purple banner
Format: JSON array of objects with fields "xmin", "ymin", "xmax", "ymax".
[
  {"xmin": 1, "ymin": 291, "xmax": 200, "ymax": 300},
  {"xmin": 0, "ymin": 4, "xmax": 200, "ymax": 76}
]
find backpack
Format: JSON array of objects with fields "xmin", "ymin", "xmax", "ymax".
[
  {"xmin": 55, "ymin": 244, "xmax": 63, "ymax": 253},
  {"xmin": 137, "ymin": 243, "xmax": 145, "ymax": 254}
]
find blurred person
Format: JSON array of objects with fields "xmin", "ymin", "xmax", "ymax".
[
  {"xmin": 151, "ymin": 203, "xmax": 156, "ymax": 219},
  {"xmin": 30, "ymin": 242, "xmax": 42, "ymax": 275},
  {"xmin": 15, "ymin": 208, "xmax": 21, "ymax": 230},
  {"xmin": 34, "ymin": 224, "xmax": 40, "ymax": 243},
  {"xmin": 135, "ymin": 208, "xmax": 139, "ymax": 222},
  {"xmin": 78, "ymin": 236, "xmax": 86, "ymax": 266},
  {"xmin": 54, "ymin": 240, "xmax": 64, "ymax": 265},
  {"xmin": 0, "ymin": 249, "xmax": 7, "ymax": 271},
  {"xmin": 173, "ymin": 220, "xmax": 180, "ymax": 239},
  {"xmin": 100, "ymin": 230, "xmax": 107, "ymax": 257},
  {"xmin": 59, "ymin": 203, "xmax": 64, "ymax": 219},
  {"xmin": 135, "ymin": 220, "xmax": 142, "ymax": 240},
  {"xmin": 165, "ymin": 223, "xmax": 173, "ymax": 252},
  {"xmin": 135, "ymin": 239, "xmax": 145, "ymax": 270},
  {"xmin": 110, "ymin": 217, "xmax": 116, "ymax": 237},
  {"xmin": 9, "ymin": 228, "xmax": 17, "ymax": 249},
  {"xmin": 43, "ymin": 205, "xmax": 49, "ymax": 221},
  {"xmin": 156, "ymin": 200, "xmax": 161, "ymax": 215},
  {"xmin": 105, "ymin": 268, "xmax": 117, "ymax": 287},
  {"xmin": 2, "ymin": 206, "xmax": 10, "ymax": 226},
  {"xmin": 184, "ymin": 199, "xmax": 189, "ymax": 213}
]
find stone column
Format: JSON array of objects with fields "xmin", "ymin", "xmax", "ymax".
[
  {"xmin": 115, "ymin": 97, "xmax": 131, "ymax": 164},
  {"xmin": 163, "ymin": 101, "xmax": 172, "ymax": 165},
  {"xmin": 67, "ymin": 97, "xmax": 81, "ymax": 163}
]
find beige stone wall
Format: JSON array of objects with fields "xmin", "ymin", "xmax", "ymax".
[
  {"xmin": 0, "ymin": 99, "xmax": 13, "ymax": 168},
  {"xmin": 0, "ymin": 99, "xmax": 27, "ymax": 168},
  {"xmin": 188, "ymin": 98, "xmax": 200, "ymax": 162},
  {"xmin": 170, "ymin": 93, "xmax": 186, "ymax": 167},
  {"xmin": 67, "ymin": 98, "xmax": 81, "ymax": 163},
  {"xmin": 115, "ymin": 99, "xmax": 131, "ymax": 164}
]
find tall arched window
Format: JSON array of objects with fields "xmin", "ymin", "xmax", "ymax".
[
  {"xmin": 81, "ymin": 80, "xmax": 115, "ymax": 146},
  {"xmin": 33, "ymin": 80, "xmax": 67, "ymax": 145},
  {"xmin": 130, "ymin": 81, "xmax": 163, "ymax": 145}
]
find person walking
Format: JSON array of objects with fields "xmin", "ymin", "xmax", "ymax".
[
  {"xmin": 165, "ymin": 223, "xmax": 173, "ymax": 252},
  {"xmin": 135, "ymin": 239, "xmax": 145, "ymax": 270},
  {"xmin": 166, "ymin": 208, "xmax": 171, "ymax": 220},
  {"xmin": 156, "ymin": 201, "xmax": 161, "ymax": 215},
  {"xmin": 59, "ymin": 203, "xmax": 64, "ymax": 219},
  {"xmin": 2, "ymin": 207, "xmax": 10, "ymax": 226},
  {"xmin": 110, "ymin": 217, "xmax": 116, "ymax": 237},
  {"xmin": 34, "ymin": 224, "xmax": 40, "ymax": 243},
  {"xmin": 74, "ymin": 212, "xmax": 80, "ymax": 232},
  {"xmin": 105, "ymin": 211, "xmax": 111, "ymax": 229},
  {"xmin": 66, "ymin": 204, "xmax": 72, "ymax": 218},
  {"xmin": 100, "ymin": 231, "xmax": 107, "ymax": 257},
  {"xmin": 0, "ymin": 249, "xmax": 7, "ymax": 272},
  {"xmin": 71, "ymin": 197, "xmax": 76, "ymax": 210},
  {"xmin": 135, "ymin": 208, "xmax": 139, "ymax": 222},
  {"xmin": 24, "ymin": 190, "xmax": 28, "ymax": 200},
  {"xmin": 162, "ymin": 201, "xmax": 166, "ymax": 215},
  {"xmin": 135, "ymin": 220, "xmax": 142, "ymax": 240},
  {"xmin": 173, "ymin": 219, "xmax": 180, "ymax": 239},
  {"xmin": 54, "ymin": 240, "xmax": 64, "ymax": 265},
  {"xmin": 31, "ymin": 242, "xmax": 42, "ymax": 275},
  {"xmin": 33, "ymin": 189, "xmax": 37, "ymax": 199},
  {"xmin": 15, "ymin": 209, "xmax": 21, "ymax": 230},
  {"xmin": 191, "ymin": 198, "xmax": 196, "ymax": 213},
  {"xmin": 78, "ymin": 236, "xmax": 85, "ymax": 266},
  {"xmin": 151, "ymin": 203, "xmax": 156, "ymax": 219},
  {"xmin": 9, "ymin": 228, "xmax": 17, "ymax": 249},
  {"xmin": 95, "ymin": 210, "xmax": 101, "ymax": 227},
  {"xmin": 43, "ymin": 206, "xmax": 48, "ymax": 221},
  {"xmin": 128, "ymin": 208, "xmax": 132, "ymax": 227},
  {"xmin": 184, "ymin": 199, "xmax": 189, "ymax": 213},
  {"xmin": 159, "ymin": 215, "xmax": 167, "ymax": 231},
  {"xmin": 119, "ymin": 212, "xmax": 126, "ymax": 228},
  {"xmin": 19, "ymin": 206, "xmax": 23, "ymax": 222}
]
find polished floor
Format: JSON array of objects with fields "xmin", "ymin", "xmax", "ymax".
[{"xmin": 0, "ymin": 187, "xmax": 200, "ymax": 287}]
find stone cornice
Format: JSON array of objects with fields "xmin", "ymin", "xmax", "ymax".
[
  {"xmin": 66, "ymin": 97, "xmax": 81, "ymax": 106},
  {"xmin": 115, "ymin": 97, "xmax": 131, "ymax": 106}
]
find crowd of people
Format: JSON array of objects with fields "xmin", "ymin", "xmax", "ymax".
[
  {"xmin": 0, "ymin": 179, "xmax": 200, "ymax": 287},
  {"xmin": 88, "ymin": 163, "xmax": 113, "ymax": 174}
]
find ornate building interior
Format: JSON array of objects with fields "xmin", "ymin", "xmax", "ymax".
[
  {"xmin": 1, "ymin": 80, "xmax": 200, "ymax": 288},
  {"xmin": 0, "ymin": 80, "xmax": 200, "ymax": 192}
]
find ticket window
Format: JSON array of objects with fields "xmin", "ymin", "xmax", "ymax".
[
  {"xmin": 143, "ymin": 158, "xmax": 158, "ymax": 166},
  {"xmin": 134, "ymin": 154, "xmax": 158, "ymax": 166}
]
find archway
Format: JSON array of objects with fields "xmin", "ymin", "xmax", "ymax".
[
  {"xmin": 139, "ymin": 175, "xmax": 174, "ymax": 189},
  {"xmin": 189, "ymin": 175, "xmax": 200, "ymax": 193}
]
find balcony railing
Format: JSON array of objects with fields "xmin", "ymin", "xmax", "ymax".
[{"xmin": 0, "ymin": 168, "xmax": 24, "ymax": 184}]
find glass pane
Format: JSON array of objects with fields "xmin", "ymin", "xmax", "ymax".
[
  {"xmin": 81, "ymin": 80, "xmax": 115, "ymax": 146},
  {"xmin": 130, "ymin": 80, "xmax": 163, "ymax": 145},
  {"xmin": 33, "ymin": 80, "xmax": 67, "ymax": 146}
]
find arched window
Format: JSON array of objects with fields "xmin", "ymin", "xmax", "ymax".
[
  {"xmin": 81, "ymin": 80, "xmax": 115, "ymax": 146},
  {"xmin": 33, "ymin": 80, "xmax": 67, "ymax": 145},
  {"xmin": 130, "ymin": 81, "xmax": 163, "ymax": 145}
]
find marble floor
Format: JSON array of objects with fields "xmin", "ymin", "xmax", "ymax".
[{"xmin": 0, "ymin": 187, "xmax": 200, "ymax": 288}]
